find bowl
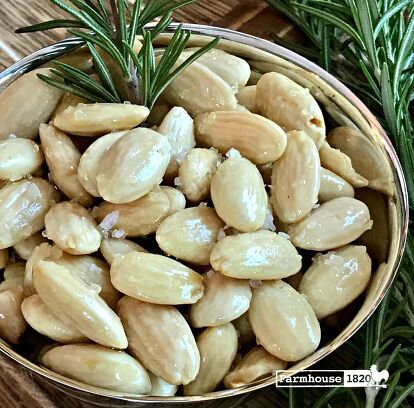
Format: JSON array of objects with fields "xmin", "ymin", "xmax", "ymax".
[{"xmin": 0, "ymin": 23, "xmax": 409, "ymax": 407}]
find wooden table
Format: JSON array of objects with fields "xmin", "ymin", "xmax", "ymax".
[{"xmin": 0, "ymin": 1, "xmax": 294, "ymax": 406}]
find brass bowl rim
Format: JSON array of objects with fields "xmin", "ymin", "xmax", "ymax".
[{"xmin": 0, "ymin": 23, "xmax": 409, "ymax": 404}]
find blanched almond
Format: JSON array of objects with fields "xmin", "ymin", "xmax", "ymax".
[
  {"xmin": 157, "ymin": 107, "xmax": 195, "ymax": 180},
  {"xmin": 256, "ymin": 72, "xmax": 325, "ymax": 148},
  {"xmin": 160, "ymin": 186, "xmax": 186, "ymax": 214},
  {"xmin": 210, "ymin": 230, "xmax": 301, "ymax": 280},
  {"xmin": 271, "ymin": 130, "xmax": 320, "ymax": 223},
  {"xmin": 95, "ymin": 188, "xmax": 170, "ymax": 237},
  {"xmin": 111, "ymin": 252, "xmax": 203, "ymax": 305},
  {"xmin": 224, "ymin": 346, "xmax": 287, "ymax": 388},
  {"xmin": 163, "ymin": 58, "xmax": 238, "ymax": 116},
  {"xmin": 233, "ymin": 312, "xmax": 255, "ymax": 345},
  {"xmin": 319, "ymin": 142, "xmax": 368, "ymax": 188},
  {"xmin": 319, "ymin": 168, "xmax": 354, "ymax": 203},
  {"xmin": 328, "ymin": 127, "xmax": 394, "ymax": 194},
  {"xmin": 0, "ymin": 178, "xmax": 59, "ymax": 249},
  {"xmin": 33, "ymin": 260, "xmax": 127, "ymax": 348},
  {"xmin": 0, "ymin": 68, "xmax": 62, "ymax": 140},
  {"xmin": 189, "ymin": 271, "xmax": 251, "ymax": 328},
  {"xmin": 42, "ymin": 344, "xmax": 151, "ymax": 394},
  {"xmin": 211, "ymin": 155, "xmax": 267, "ymax": 232},
  {"xmin": 156, "ymin": 207, "xmax": 224, "ymax": 265},
  {"xmin": 0, "ymin": 262, "xmax": 25, "ymax": 292},
  {"xmin": 287, "ymin": 197, "xmax": 373, "ymax": 251},
  {"xmin": 178, "ymin": 148, "xmax": 221, "ymax": 202},
  {"xmin": 0, "ymin": 286, "xmax": 27, "ymax": 343},
  {"xmin": 149, "ymin": 372, "xmax": 178, "ymax": 396},
  {"xmin": 44, "ymin": 202, "xmax": 101, "ymax": 255},
  {"xmin": 39, "ymin": 123, "xmax": 92, "ymax": 206},
  {"xmin": 183, "ymin": 48, "xmax": 250, "ymax": 90},
  {"xmin": 78, "ymin": 131, "xmax": 128, "ymax": 197},
  {"xmin": 21, "ymin": 294, "xmax": 87, "ymax": 342},
  {"xmin": 118, "ymin": 297, "xmax": 200, "ymax": 385},
  {"xmin": 299, "ymin": 245, "xmax": 371, "ymax": 319},
  {"xmin": 184, "ymin": 323, "xmax": 238, "ymax": 395},
  {"xmin": 13, "ymin": 232, "xmax": 48, "ymax": 261},
  {"xmin": 100, "ymin": 238, "xmax": 147, "ymax": 265},
  {"xmin": 236, "ymin": 85, "xmax": 258, "ymax": 113},
  {"xmin": 195, "ymin": 111, "xmax": 287, "ymax": 164},
  {"xmin": 249, "ymin": 280, "xmax": 320, "ymax": 361},
  {"xmin": 53, "ymin": 103, "xmax": 149, "ymax": 136},
  {"xmin": 51, "ymin": 93, "xmax": 87, "ymax": 119},
  {"xmin": 0, "ymin": 138, "xmax": 43, "ymax": 181},
  {"xmin": 96, "ymin": 128, "xmax": 171, "ymax": 204}
]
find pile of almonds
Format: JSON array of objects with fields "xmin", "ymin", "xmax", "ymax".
[{"xmin": 0, "ymin": 45, "xmax": 390, "ymax": 396}]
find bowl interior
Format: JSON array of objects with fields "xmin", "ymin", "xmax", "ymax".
[{"xmin": 0, "ymin": 23, "xmax": 408, "ymax": 405}]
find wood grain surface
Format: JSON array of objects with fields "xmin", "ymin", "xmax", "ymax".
[{"xmin": 0, "ymin": 1, "xmax": 294, "ymax": 407}]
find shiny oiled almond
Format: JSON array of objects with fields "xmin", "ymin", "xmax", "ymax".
[
  {"xmin": 78, "ymin": 131, "xmax": 128, "ymax": 197},
  {"xmin": 149, "ymin": 372, "xmax": 178, "ymax": 396},
  {"xmin": 42, "ymin": 344, "xmax": 151, "ymax": 394},
  {"xmin": 233, "ymin": 312, "xmax": 255, "ymax": 345},
  {"xmin": 319, "ymin": 142, "xmax": 368, "ymax": 188},
  {"xmin": 183, "ymin": 48, "xmax": 250, "ymax": 90},
  {"xmin": 96, "ymin": 128, "xmax": 171, "ymax": 204},
  {"xmin": 0, "ymin": 68, "xmax": 62, "ymax": 140},
  {"xmin": 100, "ymin": 238, "xmax": 147, "ymax": 265},
  {"xmin": 210, "ymin": 230, "xmax": 301, "ymax": 280},
  {"xmin": 287, "ymin": 197, "xmax": 373, "ymax": 251},
  {"xmin": 51, "ymin": 93, "xmax": 87, "ymax": 119},
  {"xmin": 318, "ymin": 168, "xmax": 354, "ymax": 203},
  {"xmin": 118, "ymin": 297, "xmax": 200, "ymax": 385},
  {"xmin": 256, "ymin": 72, "xmax": 325, "ymax": 148},
  {"xmin": 33, "ymin": 260, "xmax": 127, "ymax": 348},
  {"xmin": 271, "ymin": 130, "xmax": 320, "ymax": 223},
  {"xmin": 53, "ymin": 252, "xmax": 121, "ymax": 309},
  {"xmin": 0, "ymin": 286, "xmax": 27, "ymax": 343},
  {"xmin": 236, "ymin": 85, "xmax": 258, "ymax": 113},
  {"xmin": 21, "ymin": 294, "xmax": 87, "ymax": 343},
  {"xmin": 96, "ymin": 188, "xmax": 170, "ymax": 237},
  {"xmin": 249, "ymin": 280, "xmax": 321, "ymax": 362},
  {"xmin": 24, "ymin": 243, "xmax": 54, "ymax": 296},
  {"xmin": 156, "ymin": 207, "xmax": 224, "ymax": 265},
  {"xmin": 53, "ymin": 103, "xmax": 149, "ymax": 136},
  {"xmin": 0, "ymin": 249, "xmax": 9, "ymax": 269},
  {"xmin": 0, "ymin": 178, "xmax": 60, "ymax": 249},
  {"xmin": 299, "ymin": 245, "xmax": 372, "ymax": 319},
  {"xmin": 157, "ymin": 107, "xmax": 195, "ymax": 180},
  {"xmin": 24, "ymin": 244, "xmax": 120, "ymax": 307},
  {"xmin": 224, "ymin": 346, "xmax": 287, "ymax": 389},
  {"xmin": 39, "ymin": 124, "xmax": 92, "ymax": 206},
  {"xmin": 0, "ymin": 138, "xmax": 43, "ymax": 181},
  {"xmin": 13, "ymin": 232, "xmax": 48, "ymax": 260},
  {"xmin": 211, "ymin": 156, "xmax": 267, "ymax": 232},
  {"xmin": 184, "ymin": 323, "xmax": 238, "ymax": 395},
  {"xmin": 44, "ymin": 202, "xmax": 101, "ymax": 255},
  {"xmin": 178, "ymin": 148, "xmax": 221, "ymax": 202},
  {"xmin": 195, "ymin": 111, "xmax": 287, "ymax": 164},
  {"xmin": 328, "ymin": 126, "xmax": 394, "ymax": 194},
  {"xmin": 111, "ymin": 252, "xmax": 203, "ymax": 305},
  {"xmin": 160, "ymin": 186, "xmax": 186, "ymax": 214},
  {"xmin": 0, "ymin": 262, "xmax": 25, "ymax": 292},
  {"xmin": 189, "ymin": 271, "xmax": 251, "ymax": 328},
  {"xmin": 163, "ymin": 58, "xmax": 238, "ymax": 116}
]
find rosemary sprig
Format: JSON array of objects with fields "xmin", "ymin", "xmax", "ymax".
[
  {"xmin": 16, "ymin": 0, "xmax": 219, "ymax": 108},
  {"xmin": 268, "ymin": 1, "xmax": 414, "ymax": 407}
]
